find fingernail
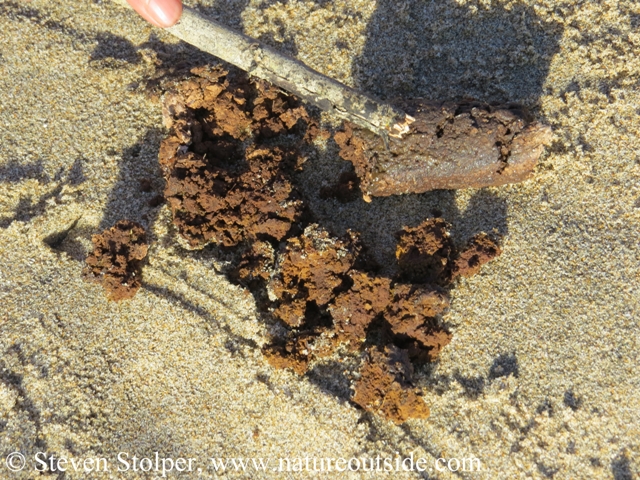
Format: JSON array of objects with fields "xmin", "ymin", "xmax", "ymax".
[{"xmin": 146, "ymin": 0, "xmax": 182, "ymax": 28}]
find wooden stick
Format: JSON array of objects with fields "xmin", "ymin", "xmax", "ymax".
[{"xmin": 163, "ymin": 7, "xmax": 413, "ymax": 139}]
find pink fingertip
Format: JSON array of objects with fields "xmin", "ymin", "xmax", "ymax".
[{"xmin": 145, "ymin": 0, "xmax": 182, "ymax": 28}]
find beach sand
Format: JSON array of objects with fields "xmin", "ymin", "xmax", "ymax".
[{"xmin": 0, "ymin": 0, "xmax": 638, "ymax": 478}]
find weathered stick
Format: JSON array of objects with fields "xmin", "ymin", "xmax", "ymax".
[{"xmin": 164, "ymin": 7, "xmax": 413, "ymax": 139}]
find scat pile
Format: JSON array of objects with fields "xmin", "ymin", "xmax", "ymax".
[
  {"xmin": 259, "ymin": 220, "xmax": 498, "ymax": 423},
  {"xmin": 163, "ymin": 146, "xmax": 304, "ymax": 247},
  {"xmin": 159, "ymin": 66, "xmax": 309, "ymax": 248},
  {"xmin": 158, "ymin": 67, "xmax": 502, "ymax": 423},
  {"xmin": 83, "ymin": 220, "xmax": 148, "ymax": 301}
]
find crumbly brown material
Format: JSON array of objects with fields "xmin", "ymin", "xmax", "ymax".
[
  {"xmin": 255, "ymin": 220, "xmax": 498, "ymax": 423},
  {"xmin": 352, "ymin": 346, "xmax": 430, "ymax": 424},
  {"xmin": 263, "ymin": 328, "xmax": 337, "ymax": 375},
  {"xmin": 452, "ymin": 232, "xmax": 503, "ymax": 280},
  {"xmin": 158, "ymin": 68, "xmax": 505, "ymax": 424},
  {"xmin": 159, "ymin": 66, "xmax": 309, "ymax": 248},
  {"xmin": 385, "ymin": 284, "xmax": 452, "ymax": 362},
  {"xmin": 164, "ymin": 146, "xmax": 303, "ymax": 247},
  {"xmin": 395, "ymin": 218, "xmax": 502, "ymax": 286},
  {"xmin": 329, "ymin": 272, "xmax": 391, "ymax": 348},
  {"xmin": 395, "ymin": 218, "xmax": 453, "ymax": 284},
  {"xmin": 235, "ymin": 219, "xmax": 458, "ymax": 403},
  {"xmin": 233, "ymin": 240, "xmax": 276, "ymax": 284},
  {"xmin": 268, "ymin": 225, "xmax": 357, "ymax": 327},
  {"xmin": 83, "ymin": 220, "xmax": 148, "ymax": 301}
]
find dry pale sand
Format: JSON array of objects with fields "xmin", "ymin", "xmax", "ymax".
[{"xmin": 0, "ymin": 0, "xmax": 639, "ymax": 478}]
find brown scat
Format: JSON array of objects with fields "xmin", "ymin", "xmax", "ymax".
[
  {"xmin": 451, "ymin": 233, "xmax": 502, "ymax": 280},
  {"xmin": 352, "ymin": 346, "xmax": 430, "ymax": 424},
  {"xmin": 263, "ymin": 341, "xmax": 310, "ymax": 375},
  {"xmin": 334, "ymin": 124, "xmax": 370, "ymax": 192},
  {"xmin": 385, "ymin": 284, "xmax": 451, "ymax": 362},
  {"xmin": 336, "ymin": 100, "xmax": 552, "ymax": 197},
  {"xmin": 305, "ymin": 122, "xmax": 332, "ymax": 143},
  {"xmin": 164, "ymin": 146, "xmax": 304, "ymax": 248},
  {"xmin": 154, "ymin": 68, "xmax": 513, "ymax": 423},
  {"xmin": 273, "ymin": 298, "xmax": 308, "ymax": 328},
  {"xmin": 83, "ymin": 220, "xmax": 148, "ymax": 301},
  {"xmin": 263, "ymin": 329, "xmax": 338, "ymax": 374},
  {"xmin": 233, "ymin": 240, "xmax": 276, "ymax": 284},
  {"xmin": 269, "ymin": 225, "xmax": 358, "ymax": 313},
  {"xmin": 160, "ymin": 69, "xmax": 310, "ymax": 249},
  {"xmin": 252, "ymin": 80, "xmax": 310, "ymax": 138},
  {"xmin": 329, "ymin": 272, "xmax": 391, "ymax": 348},
  {"xmin": 395, "ymin": 218, "xmax": 453, "ymax": 284}
]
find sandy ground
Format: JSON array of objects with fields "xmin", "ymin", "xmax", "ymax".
[{"xmin": 0, "ymin": 0, "xmax": 639, "ymax": 478}]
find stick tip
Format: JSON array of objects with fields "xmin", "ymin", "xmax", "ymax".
[{"xmin": 388, "ymin": 114, "xmax": 415, "ymax": 139}]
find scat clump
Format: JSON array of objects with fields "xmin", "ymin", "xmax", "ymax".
[
  {"xmin": 352, "ymin": 346, "xmax": 430, "ymax": 424},
  {"xmin": 329, "ymin": 272, "xmax": 391, "ymax": 349},
  {"xmin": 257, "ymin": 221, "xmax": 500, "ymax": 423},
  {"xmin": 83, "ymin": 220, "xmax": 148, "ymax": 301},
  {"xmin": 334, "ymin": 100, "xmax": 553, "ymax": 197},
  {"xmin": 255, "ymin": 223, "xmax": 455, "ymax": 422},
  {"xmin": 451, "ymin": 232, "xmax": 503, "ymax": 279},
  {"xmin": 164, "ymin": 146, "xmax": 304, "ymax": 247},
  {"xmin": 159, "ymin": 66, "xmax": 309, "ymax": 248},
  {"xmin": 395, "ymin": 218, "xmax": 453, "ymax": 284},
  {"xmin": 159, "ymin": 67, "xmax": 504, "ymax": 424},
  {"xmin": 385, "ymin": 284, "xmax": 452, "ymax": 362},
  {"xmin": 268, "ymin": 225, "xmax": 358, "ymax": 327}
]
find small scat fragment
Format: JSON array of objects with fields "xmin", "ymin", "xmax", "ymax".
[
  {"xmin": 385, "ymin": 284, "xmax": 452, "ymax": 362},
  {"xmin": 352, "ymin": 346, "xmax": 430, "ymax": 424},
  {"xmin": 452, "ymin": 233, "xmax": 502, "ymax": 279},
  {"xmin": 395, "ymin": 218, "xmax": 453, "ymax": 284},
  {"xmin": 83, "ymin": 220, "xmax": 148, "ymax": 301},
  {"xmin": 263, "ymin": 329, "xmax": 337, "ymax": 375},
  {"xmin": 329, "ymin": 272, "xmax": 391, "ymax": 349},
  {"xmin": 233, "ymin": 240, "xmax": 276, "ymax": 284}
]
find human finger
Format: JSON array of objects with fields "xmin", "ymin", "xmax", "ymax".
[{"xmin": 125, "ymin": 0, "xmax": 182, "ymax": 28}]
